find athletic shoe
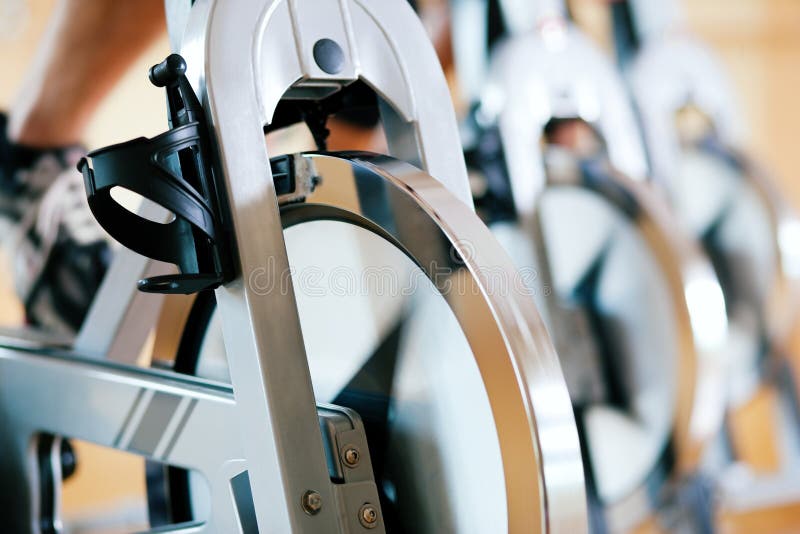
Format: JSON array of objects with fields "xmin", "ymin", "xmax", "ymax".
[{"xmin": 1, "ymin": 113, "xmax": 110, "ymax": 333}]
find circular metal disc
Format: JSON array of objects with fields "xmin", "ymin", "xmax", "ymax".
[{"xmin": 177, "ymin": 153, "xmax": 587, "ymax": 532}]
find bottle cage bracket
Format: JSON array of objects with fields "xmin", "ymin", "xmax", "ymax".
[{"xmin": 78, "ymin": 54, "xmax": 235, "ymax": 294}]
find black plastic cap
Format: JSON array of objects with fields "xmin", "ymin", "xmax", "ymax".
[{"xmin": 149, "ymin": 54, "xmax": 188, "ymax": 87}]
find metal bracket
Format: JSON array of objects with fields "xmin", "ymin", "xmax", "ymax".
[
  {"xmin": 318, "ymin": 405, "xmax": 385, "ymax": 533},
  {"xmin": 273, "ymin": 153, "xmax": 321, "ymax": 205}
]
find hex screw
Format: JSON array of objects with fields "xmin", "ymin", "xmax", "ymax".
[
  {"xmin": 342, "ymin": 446, "xmax": 361, "ymax": 468},
  {"xmin": 301, "ymin": 490, "xmax": 322, "ymax": 515},
  {"xmin": 359, "ymin": 503, "xmax": 379, "ymax": 529}
]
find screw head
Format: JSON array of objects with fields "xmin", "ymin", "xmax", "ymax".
[
  {"xmin": 301, "ymin": 490, "xmax": 322, "ymax": 515},
  {"xmin": 358, "ymin": 503, "xmax": 379, "ymax": 529},
  {"xmin": 342, "ymin": 446, "xmax": 361, "ymax": 468}
]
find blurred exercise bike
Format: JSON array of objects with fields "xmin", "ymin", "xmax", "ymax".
[
  {"xmin": 451, "ymin": 0, "xmax": 729, "ymax": 530},
  {"xmin": 0, "ymin": 0, "xmax": 589, "ymax": 532},
  {"xmin": 610, "ymin": 0, "xmax": 800, "ymax": 518}
]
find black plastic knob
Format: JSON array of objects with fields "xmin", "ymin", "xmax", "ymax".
[{"xmin": 149, "ymin": 54, "xmax": 187, "ymax": 87}]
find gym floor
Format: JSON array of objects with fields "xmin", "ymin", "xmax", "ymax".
[{"xmin": 2, "ymin": 0, "xmax": 800, "ymax": 532}]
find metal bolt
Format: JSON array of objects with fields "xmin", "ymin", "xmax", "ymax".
[
  {"xmin": 342, "ymin": 446, "xmax": 360, "ymax": 468},
  {"xmin": 358, "ymin": 503, "xmax": 379, "ymax": 529},
  {"xmin": 301, "ymin": 490, "xmax": 322, "ymax": 515}
]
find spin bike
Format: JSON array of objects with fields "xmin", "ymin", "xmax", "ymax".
[
  {"xmin": 0, "ymin": 0, "xmax": 588, "ymax": 532},
  {"xmin": 451, "ymin": 0, "xmax": 728, "ymax": 531},
  {"xmin": 612, "ymin": 0, "xmax": 800, "ymax": 516}
]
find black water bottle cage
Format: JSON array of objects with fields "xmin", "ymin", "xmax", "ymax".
[{"xmin": 78, "ymin": 54, "xmax": 235, "ymax": 294}]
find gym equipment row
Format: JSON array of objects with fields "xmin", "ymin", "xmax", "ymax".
[{"xmin": 1, "ymin": 0, "xmax": 798, "ymax": 532}]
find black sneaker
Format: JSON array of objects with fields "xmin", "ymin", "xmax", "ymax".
[{"xmin": 1, "ymin": 113, "xmax": 110, "ymax": 334}]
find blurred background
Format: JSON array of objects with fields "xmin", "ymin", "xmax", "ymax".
[
  {"xmin": 2, "ymin": 0, "xmax": 800, "ymax": 531},
  {"xmin": 3, "ymin": 0, "xmax": 799, "ymax": 196}
]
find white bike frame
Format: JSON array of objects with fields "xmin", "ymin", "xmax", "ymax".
[{"xmin": 451, "ymin": 0, "xmax": 730, "ymax": 529}]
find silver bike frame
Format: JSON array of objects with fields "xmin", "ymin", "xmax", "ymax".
[
  {"xmin": 178, "ymin": 2, "xmax": 469, "ymax": 531},
  {"xmin": 0, "ymin": 0, "xmax": 588, "ymax": 532},
  {"xmin": 623, "ymin": 0, "xmax": 744, "ymax": 187},
  {"xmin": 623, "ymin": 0, "xmax": 800, "ymax": 513},
  {"xmin": 456, "ymin": 0, "xmax": 649, "ymax": 212},
  {"xmin": 624, "ymin": 0, "xmax": 800, "ymax": 340},
  {"xmin": 78, "ymin": 1, "xmax": 470, "ymax": 530},
  {"xmin": 451, "ymin": 0, "xmax": 567, "ymax": 104},
  {"xmin": 490, "ymin": 0, "xmax": 728, "ymax": 443},
  {"xmin": 453, "ymin": 0, "xmax": 729, "ymax": 528}
]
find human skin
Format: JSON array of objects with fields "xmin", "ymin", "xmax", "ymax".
[{"xmin": 8, "ymin": 0, "xmax": 165, "ymax": 147}]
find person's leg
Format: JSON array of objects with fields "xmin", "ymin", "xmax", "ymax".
[
  {"xmin": 8, "ymin": 0, "xmax": 165, "ymax": 147},
  {"xmin": 1, "ymin": 0, "xmax": 165, "ymax": 333}
]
